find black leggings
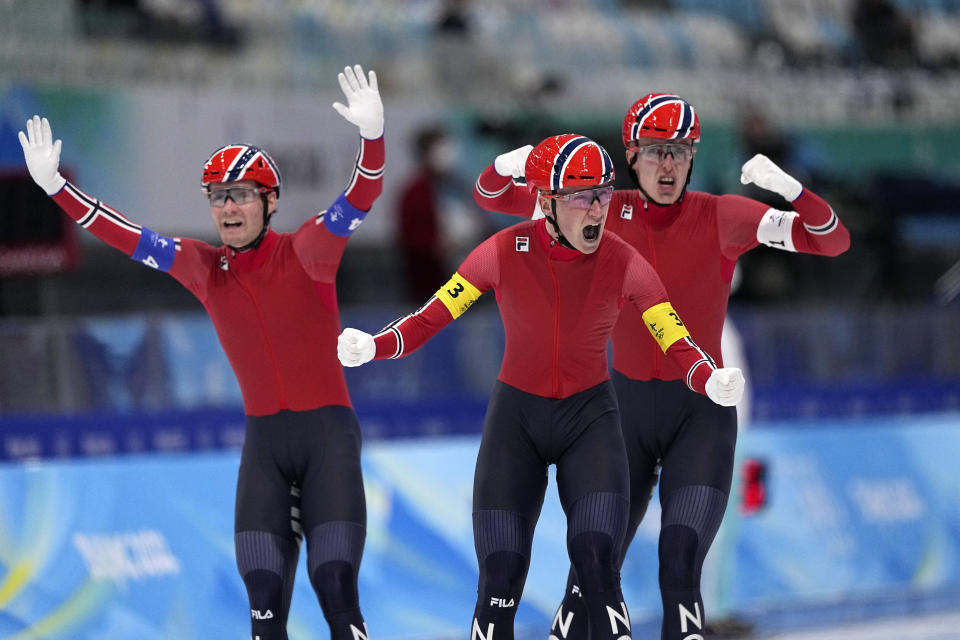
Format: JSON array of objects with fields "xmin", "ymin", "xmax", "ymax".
[
  {"xmin": 615, "ymin": 374, "xmax": 736, "ymax": 557},
  {"xmin": 235, "ymin": 406, "xmax": 368, "ymax": 640},
  {"xmin": 472, "ymin": 380, "xmax": 632, "ymax": 640},
  {"xmin": 552, "ymin": 373, "xmax": 737, "ymax": 640}
]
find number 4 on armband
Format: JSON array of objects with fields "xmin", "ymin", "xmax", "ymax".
[{"xmin": 142, "ymin": 255, "xmax": 160, "ymax": 269}]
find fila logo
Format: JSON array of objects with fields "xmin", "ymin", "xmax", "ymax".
[
  {"xmin": 516, "ymin": 236, "xmax": 529, "ymax": 252},
  {"xmin": 620, "ymin": 204, "xmax": 633, "ymax": 220},
  {"xmin": 571, "ymin": 584, "xmax": 581, "ymax": 596},
  {"xmin": 251, "ymin": 609, "xmax": 274, "ymax": 620},
  {"xmin": 490, "ymin": 596, "xmax": 515, "ymax": 607}
]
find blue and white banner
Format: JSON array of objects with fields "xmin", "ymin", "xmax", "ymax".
[{"xmin": 2, "ymin": 413, "xmax": 960, "ymax": 638}]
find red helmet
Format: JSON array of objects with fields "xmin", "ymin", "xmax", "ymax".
[
  {"xmin": 525, "ymin": 134, "xmax": 614, "ymax": 193},
  {"xmin": 622, "ymin": 93, "xmax": 700, "ymax": 147},
  {"xmin": 201, "ymin": 144, "xmax": 282, "ymax": 195}
]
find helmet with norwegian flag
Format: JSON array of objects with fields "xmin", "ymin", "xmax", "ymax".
[
  {"xmin": 201, "ymin": 144, "xmax": 282, "ymax": 196},
  {"xmin": 621, "ymin": 93, "xmax": 700, "ymax": 147},
  {"xmin": 524, "ymin": 133, "xmax": 614, "ymax": 194}
]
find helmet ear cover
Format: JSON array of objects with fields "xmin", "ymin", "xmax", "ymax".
[{"xmin": 201, "ymin": 144, "xmax": 282, "ymax": 197}]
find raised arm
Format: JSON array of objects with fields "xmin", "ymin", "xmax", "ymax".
[
  {"xmin": 473, "ymin": 145, "xmax": 540, "ymax": 218},
  {"xmin": 730, "ymin": 153, "xmax": 850, "ymax": 257},
  {"xmin": 17, "ymin": 115, "xmax": 210, "ymax": 290},
  {"xmin": 333, "ymin": 64, "xmax": 385, "ymax": 213},
  {"xmin": 623, "ymin": 251, "xmax": 744, "ymax": 405},
  {"xmin": 338, "ymin": 237, "xmax": 499, "ymax": 367},
  {"xmin": 293, "ymin": 65, "xmax": 386, "ymax": 278}
]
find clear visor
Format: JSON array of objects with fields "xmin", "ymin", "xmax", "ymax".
[
  {"xmin": 632, "ymin": 142, "xmax": 695, "ymax": 164},
  {"xmin": 548, "ymin": 185, "xmax": 615, "ymax": 209},
  {"xmin": 206, "ymin": 186, "xmax": 269, "ymax": 207}
]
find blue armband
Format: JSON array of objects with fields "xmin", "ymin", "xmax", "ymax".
[
  {"xmin": 131, "ymin": 227, "xmax": 176, "ymax": 272},
  {"xmin": 321, "ymin": 192, "xmax": 367, "ymax": 237}
]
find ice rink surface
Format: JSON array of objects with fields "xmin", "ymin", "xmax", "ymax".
[{"xmin": 764, "ymin": 610, "xmax": 960, "ymax": 640}]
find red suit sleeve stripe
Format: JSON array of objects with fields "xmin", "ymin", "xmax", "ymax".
[
  {"xmin": 802, "ymin": 206, "xmax": 839, "ymax": 234},
  {"xmin": 791, "ymin": 188, "xmax": 850, "ymax": 256},
  {"xmin": 372, "ymin": 296, "xmax": 453, "ymax": 360},
  {"xmin": 344, "ymin": 137, "xmax": 385, "ymax": 212},
  {"xmin": 65, "ymin": 183, "xmax": 140, "ymax": 234},
  {"xmin": 475, "ymin": 174, "xmax": 512, "ymax": 199},
  {"xmin": 473, "ymin": 165, "xmax": 539, "ymax": 218},
  {"xmin": 53, "ymin": 182, "xmax": 179, "ymax": 256},
  {"xmin": 665, "ymin": 336, "xmax": 716, "ymax": 394}
]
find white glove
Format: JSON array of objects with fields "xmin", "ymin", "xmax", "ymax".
[
  {"xmin": 18, "ymin": 115, "xmax": 66, "ymax": 195},
  {"xmin": 494, "ymin": 144, "xmax": 533, "ymax": 183},
  {"xmin": 338, "ymin": 328, "xmax": 376, "ymax": 367},
  {"xmin": 740, "ymin": 153, "xmax": 802, "ymax": 202},
  {"xmin": 332, "ymin": 64, "xmax": 384, "ymax": 140},
  {"xmin": 705, "ymin": 367, "xmax": 745, "ymax": 407}
]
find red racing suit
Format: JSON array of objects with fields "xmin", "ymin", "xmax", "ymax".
[
  {"xmin": 369, "ymin": 217, "xmax": 720, "ymax": 399},
  {"xmin": 49, "ymin": 137, "xmax": 385, "ymax": 416},
  {"xmin": 473, "ymin": 166, "xmax": 850, "ymax": 382}
]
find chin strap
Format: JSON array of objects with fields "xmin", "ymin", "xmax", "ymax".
[
  {"xmin": 227, "ymin": 193, "xmax": 273, "ymax": 253},
  {"xmin": 629, "ymin": 159, "xmax": 695, "ymax": 209},
  {"xmin": 544, "ymin": 199, "xmax": 579, "ymax": 251}
]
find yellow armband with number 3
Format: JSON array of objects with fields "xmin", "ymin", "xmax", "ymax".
[
  {"xmin": 642, "ymin": 301, "xmax": 690, "ymax": 352},
  {"xmin": 436, "ymin": 272, "xmax": 482, "ymax": 319}
]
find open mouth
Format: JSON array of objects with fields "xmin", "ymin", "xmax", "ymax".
[
  {"xmin": 658, "ymin": 176, "xmax": 676, "ymax": 187},
  {"xmin": 583, "ymin": 224, "xmax": 600, "ymax": 241},
  {"xmin": 223, "ymin": 220, "xmax": 243, "ymax": 228}
]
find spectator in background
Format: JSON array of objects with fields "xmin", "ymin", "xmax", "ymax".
[
  {"xmin": 852, "ymin": 0, "xmax": 918, "ymax": 70},
  {"xmin": 737, "ymin": 106, "xmax": 804, "ymax": 207},
  {"xmin": 431, "ymin": 0, "xmax": 497, "ymax": 101},
  {"xmin": 78, "ymin": 0, "xmax": 241, "ymax": 47},
  {"xmin": 738, "ymin": 107, "xmax": 792, "ymax": 176},
  {"xmin": 852, "ymin": 0, "xmax": 919, "ymax": 116},
  {"xmin": 396, "ymin": 125, "xmax": 453, "ymax": 302},
  {"xmin": 736, "ymin": 106, "xmax": 814, "ymax": 303},
  {"xmin": 396, "ymin": 124, "xmax": 493, "ymax": 303},
  {"xmin": 435, "ymin": 0, "xmax": 471, "ymax": 34}
]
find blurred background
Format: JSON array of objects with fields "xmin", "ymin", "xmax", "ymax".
[{"xmin": 0, "ymin": 0, "xmax": 959, "ymax": 638}]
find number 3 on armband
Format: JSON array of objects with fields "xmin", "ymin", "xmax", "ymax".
[{"xmin": 668, "ymin": 311, "xmax": 684, "ymax": 326}]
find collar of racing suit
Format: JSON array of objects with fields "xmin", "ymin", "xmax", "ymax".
[
  {"xmin": 639, "ymin": 195, "xmax": 685, "ymax": 230},
  {"xmin": 225, "ymin": 227, "xmax": 279, "ymax": 272},
  {"xmin": 535, "ymin": 217, "xmax": 584, "ymax": 262}
]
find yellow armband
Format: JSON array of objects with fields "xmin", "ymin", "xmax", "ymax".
[
  {"xmin": 642, "ymin": 301, "xmax": 690, "ymax": 352},
  {"xmin": 435, "ymin": 272, "xmax": 482, "ymax": 319}
]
